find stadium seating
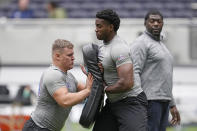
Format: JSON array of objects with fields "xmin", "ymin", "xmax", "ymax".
[{"xmin": 0, "ymin": 0, "xmax": 196, "ymax": 18}]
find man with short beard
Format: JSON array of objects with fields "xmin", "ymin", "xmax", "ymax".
[{"xmin": 130, "ymin": 10, "xmax": 181, "ymax": 131}]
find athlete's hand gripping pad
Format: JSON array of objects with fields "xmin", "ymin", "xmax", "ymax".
[{"xmin": 79, "ymin": 43, "xmax": 104, "ymax": 128}]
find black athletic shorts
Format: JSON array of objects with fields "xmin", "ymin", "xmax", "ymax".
[
  {"xmin": 22, "ymin": 117, "xmax": 50, "ymax": 131},
  {"xmin": 93, "ymin": 92, "xmax": 148, "ymax": 131}
]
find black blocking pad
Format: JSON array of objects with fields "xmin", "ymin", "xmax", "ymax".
[{"xmin": 79, "ymin": 43, "xmax": 104, "ymax": 128}]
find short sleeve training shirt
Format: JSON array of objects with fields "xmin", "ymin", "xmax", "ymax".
[
  {"xmin": 31, "ymin": 65, "xmax": 77, "ymax": 131},
  {"xmin": 98, "ymin": 35, "xmax": 142, "ymax": 102}
]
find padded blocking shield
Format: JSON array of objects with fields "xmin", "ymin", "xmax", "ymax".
[{"xmin": 79, "ymin": 43, "xmax": 104, "ymax": 128}]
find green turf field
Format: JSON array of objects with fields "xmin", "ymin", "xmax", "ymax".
[
  {"xmin": 61, "ymin": 122, "xmax": 92, "ymax": 131},
  {"xmin": 167, "ymin": 126, "xmax": 197, "ymax": 131}
]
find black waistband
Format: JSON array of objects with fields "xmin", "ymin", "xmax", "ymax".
[{"xmin": 106, "ymin": 91, "xmax": 148, "ymax": 106}]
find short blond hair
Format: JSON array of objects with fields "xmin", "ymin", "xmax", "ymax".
[{"xmin": 52, "ymin": 39, "xmax": 73, "ymax": 54}]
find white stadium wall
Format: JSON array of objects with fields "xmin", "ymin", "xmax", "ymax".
[{"xmin": 0, "ymin": 18, "xmax": 197, "ymax": 66}]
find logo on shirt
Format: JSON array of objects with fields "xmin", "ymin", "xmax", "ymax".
[
  {"xmin": 66, "ymin": 83, "xmax": 71, "ymax": 89},
  {"xmin": 117, "ymin": 55, "xmax": 126, "ymax": 61}
]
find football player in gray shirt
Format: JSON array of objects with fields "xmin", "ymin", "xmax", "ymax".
[
  {"xmin": 93, "ymin": 9, "xmax": 148, "ymax": 131},
  {"xmin": 22, "ymin": 39, "xmax": 93, "ymax": 131},
  {"xmin": 130, "ymin": 10, "xmax": 181, "ymax": 131}
]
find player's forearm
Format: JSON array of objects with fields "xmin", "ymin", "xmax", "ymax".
[
  {"xmin": 77, "ymin": 82, "xmax": 86, "ymax": 91},
  {"xmin": 105, "ymin": 78, "xmax": 133, "ymax": 93},
  {"xmin": 61, "ymin": 88, "xmax": 90, "ymax": 108}
]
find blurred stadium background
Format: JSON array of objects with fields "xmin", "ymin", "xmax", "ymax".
[{"xmin": 0, "ymin": 0, "xmax": 197, "ymax": 131}]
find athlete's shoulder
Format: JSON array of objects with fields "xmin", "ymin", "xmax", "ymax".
[
  {"xmin": 43, "ymin": 66, "xmax": 64, "ymax": 83},
  {"xmin": 113, "ymin": 35, "xmax": 127, "ymax": 45},
  {"xmin": 112, "ymin": 39, "xmax": 128, "ymax": 55},
  {"xmin": 67, "ymin": 71, "xmax": 76, "ymax": 79},
  {"xmin": 130, "ymin": 33, "xmax": 151, "ymax": 50}
]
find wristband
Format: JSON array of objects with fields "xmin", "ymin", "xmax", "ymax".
[{"xmin": 104, "ymin": 86, "xmax": 108, "ymax": 91}]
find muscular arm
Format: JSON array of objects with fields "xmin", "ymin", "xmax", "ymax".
[
  {"xmin": 52, "ymin": 73, "xmax": 93, "ymax": 108},
  {"xmin": 53, "ymin": 87, "xmax": 90, "ymax": 108},
  {"xmin": 77, "ymin": 82, "xmax": 86, "ymax": 91},
  {"xmin": 105, "ymin": 63, "xmax": 134, "ymax": 93}
]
